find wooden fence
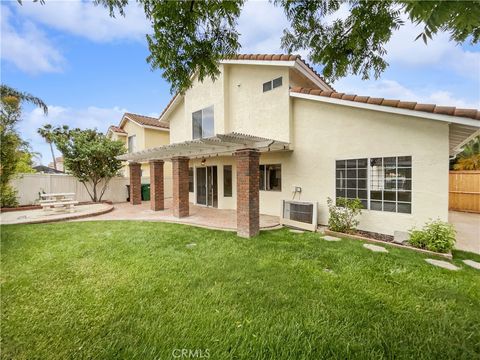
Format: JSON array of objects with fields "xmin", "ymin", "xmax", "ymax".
[
  {"xmin": 449, "ymin": 170, "xmax": 480, "ymax": 213},
  {"xmin": 11, "ymin": 173, "xmax": 173, "ymax": 206}
]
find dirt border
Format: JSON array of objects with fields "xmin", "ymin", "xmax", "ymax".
[{"xmin": 324, "ymin": 229, "xmax": 452, "ymax": 259}]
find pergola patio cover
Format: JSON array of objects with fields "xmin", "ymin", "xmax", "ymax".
[{"xmin": 117, "ymin": 132, "xmax": 291, "ymax": 162}]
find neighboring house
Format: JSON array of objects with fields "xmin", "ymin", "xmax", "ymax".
[
  {"xmin": 107, "ymin": 112, "xmax": 171, "ymax": 178},
  {"xmin": 48, "ymin": 156, "xmax": 64, "ymax": 172},
  {"xmin": 33, "ymin": 165, "xmax": 64, "ymax": 174},
  {"xmin": 119, "ymin": 54, "xmax": 480, "ymax": 238}
]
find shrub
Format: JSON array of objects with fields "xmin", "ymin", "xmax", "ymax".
[
  {"xmin": 0, "ymin": 184, "xmax": 18, "ymax": 208},
  {"xmin": 327, "ymin": 197, "xmax": 363, "ymax": 234},
  {"xmin": 409, "ymin": 219, "xmax": 456, "ymax": 253}
]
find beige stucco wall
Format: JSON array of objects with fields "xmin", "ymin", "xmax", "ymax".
[
  {"xmin": 226, "ymin": 64, "xmax": 291, "ymax": 142},
  {"xmin": 281, "ymin": 98, "xmax": 449, "ymax": 235},
  {"xmin": 122, "ymin": 121, "xmax": 172, "ymax": 178},
  {"xmin": 167, "ymin": 63, "xmax": 293, "ymax": 143}
]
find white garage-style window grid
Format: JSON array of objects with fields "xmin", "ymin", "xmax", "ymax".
[
  {"xmin": 192, "ymin": 105, "xmax": 214, "ymax": 139},
  {"xmin": 336, "ymin": 156, "xmax": 412, "ymax": 214}
]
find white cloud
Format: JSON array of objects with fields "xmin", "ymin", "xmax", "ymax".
[
  {"xmin": 20, "ymin": 105, "xmax": 128, "ymax": 165},
  {"xmin": 334, "ymin": 77, "xmax": 479, "ymax": 109},
  {"xmin": 238, "ymin": 1, "xmax": 288, "ymax": 54},
  {"xmin": 385, "ymin": 19, "xmax": 480, "ymax": 79},
  {"xmin": 15, "ymin": 1, "xmax": 150, "ymax": 43},
  {"xmin": 0, "ymin": 5, "xmax": 65, "ymax": 74}
]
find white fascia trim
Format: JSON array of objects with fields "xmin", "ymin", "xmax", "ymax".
[
  {"xmin": 113, "ymin": 132, "xmax": 127, "ymax": 136},
  {"xmin": 220, "ymin": 59, "xmax": 296, "ymax": 67},
  {"xmin": 293, "ymin": 60, "xmax": 332, "ymax": 91},
  {"xmin": 158, "ymin": 93, "xmax": 183, "ymax": 123},
  {"xmin": 290, "ymin": 92, "xmax": 480, "ymax": 127}
]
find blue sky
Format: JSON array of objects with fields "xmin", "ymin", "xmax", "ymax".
[{"xmin": 1, "ymin": 1, "xmax": 479, "ymax": 165}]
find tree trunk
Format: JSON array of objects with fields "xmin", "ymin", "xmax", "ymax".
[
  {"xmin": 92, "ymin": 181, "xmax": 98, "ymax": 202},
  {"xmin": 49, "ymin": 142, "xmax": 57, "ymax": 170}
]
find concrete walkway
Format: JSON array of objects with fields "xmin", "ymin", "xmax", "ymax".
[
  {"xmin": 0, "ymin": 203, "xmax": 113, "ymax": 225},
  {"xmin": 75, "ymin": 199, "xmax": 280, "ymax": 231},
  {"xmin": 449, "ymin": 211, "xmax": 480, "ymax": 254}
]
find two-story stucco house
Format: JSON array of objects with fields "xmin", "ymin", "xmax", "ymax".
[
  {"xmin": 107, "ymin": 112, "xmax": 171, "ymax": 179},
  {"xmin": 119, "ymin": 54, "xmax": 480, "ymax": 238}
]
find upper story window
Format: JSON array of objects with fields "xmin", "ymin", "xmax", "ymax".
[
  {"xmin": 128, "ymin": 135, "xmax": 136, "ymax": 153},
  {"xmin": 192, "ymin": 105, "xmax": 214, "ymax": 139},
  {"xmin": 263, "ymin": 77, "xmax": 283, "ymax": 92}
]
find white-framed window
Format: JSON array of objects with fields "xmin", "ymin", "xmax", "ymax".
[
  {"xmin": 223, "ymin": 165, "xmax": 232, "ymax": 197},
  {"xmin": 128, "ymin": 135, "xmax": 136, "ymax": 153},
  {"xmin": 263, "ymin": 77, "xmax": 283, "ymax": 92},
  {"xmin": 335, "ymin": 156, "xmax": 412, "ymax": 214},
  {"xmin": 192, "ymin": 105, "xmax": 214, "ymax": 139},
  {"xmin": 188, "ymin": 168, "xmax": 194, "ymax": 193},
  {"xmin": 260, "ymin": 164, "xmax": 281, "ymax": 191}
]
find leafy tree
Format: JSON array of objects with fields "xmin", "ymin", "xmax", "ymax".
[
  {"xmin": 0, "ymin": 86, "xmax": 47, "ymax": 207},
  {"xmin": 88, "ymin": 0, "xmax": 479, "ymax": 92},
  {"xmin": 52, "ymin": 128, "xmax": 126, "ymax": 202}
]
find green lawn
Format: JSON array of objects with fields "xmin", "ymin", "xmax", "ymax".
[{"xmin": 1, "ymin": 222, "xmax": 479, "ymax": 359}]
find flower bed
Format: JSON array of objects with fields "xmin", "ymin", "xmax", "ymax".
[{"xmin": 324, "ymin": 229, "xmax": 452, "ymax": 259}]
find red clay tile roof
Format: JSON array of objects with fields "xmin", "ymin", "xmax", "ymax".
[
  {"xmin": 124, "ymin": 112, "xmax": 169, "ymax": 129},
  {"xmin": 290, "ymin": 87, "xmax": 480, "ymax": 121},
  {"xmin": 108, "ymin": 125, "xmax": 127, "ymax": 134}
]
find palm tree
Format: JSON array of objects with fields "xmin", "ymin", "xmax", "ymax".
[
  {"xmin": 453, "ymin": 135, "xmax": 480, "ymax": 170},
  {"xmin": 37, "ymin": 124, "xmax": 57, "ymax": 170},
  {"xmin": 0, "ymin": 85, "xmax": 48, "ymax": 115}
]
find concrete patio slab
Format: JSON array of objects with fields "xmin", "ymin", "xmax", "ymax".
[
  {"xmin": 425, "ymin": 259, "xmax": 460, "ymax": 271},
  {"xmin": 74, "ymin": 199, "xmax": 280, "ymax": 231},
  {"xmin": 0, "ymin": 203, "xmax": 113, "ymax": 225},
  {"xmin": 363, "ymin": 244, "xmax": 389, "ymax": 253},
  {"xmin": 449, "ymin": 211, "xmax": 480, "ymax": 254},
  {"xmin": 463, "ymin": 259, "xmax": 480, "ymax": 270}
]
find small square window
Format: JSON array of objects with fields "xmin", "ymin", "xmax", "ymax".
[
  {"xmin": 398, "ymin": 203, "xmax": 411, "ymax": 214},
  {"xmin": 263, "ymin": 81, "xmax": 272, "ymax": 92},
  {"xmin": 272, "ymin": 77, "xmax": 282, "ymax": 89}
]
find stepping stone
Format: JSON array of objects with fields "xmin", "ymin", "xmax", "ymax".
[
  {"xmin": 425, "ymin": 259, "xmax": 460, "ymax": 271},
  {"xmin": 290, "ymin": 229, "xmax": 304, "ymax": 234},
  {"xmin": 463, "ymin": 259, "xmax": 480, "ymax": 270},
  {"xmin": 363, "ymin": 244, "xmax": 389, "ymax": 253},
  {"xmin": 323, "ymin": 235, "xmax": 340, "ymax": 242},
  {"xmin": 186, "ymin": 243, "xmax": 197, "ymax": 248}
]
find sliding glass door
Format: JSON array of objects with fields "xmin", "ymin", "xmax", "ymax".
[{"xmin": 196, "ymin": 166, "xmax": 217, "ymax": 207}]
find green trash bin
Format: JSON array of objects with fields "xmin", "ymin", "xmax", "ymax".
[{"xmin": 141, "ymin": 184, "xmax": 150, "ymax": 201}]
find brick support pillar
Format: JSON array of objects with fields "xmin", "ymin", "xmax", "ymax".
[
  {"xmin": 172, "ymin": 157, "xmax": 189, "ymax": 218},
  {"xmin": 235, "ymin": 149, "xmax": 260, "ymax": 238},
  {"xmin": 129, "ymin": 162, "xmax": 142, "ymax": 205},
  {"xmin": 149, "ymin": 160, "xmax": 164, "ymax": 211}
]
